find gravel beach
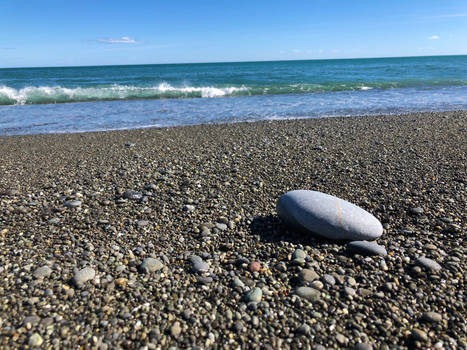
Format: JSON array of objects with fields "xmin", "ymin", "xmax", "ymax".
[{"xmin": 0, "ymin": 111, "xmax": 465, "ymax": 349}]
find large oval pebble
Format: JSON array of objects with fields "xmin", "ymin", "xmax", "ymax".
[{"xmin": 277, "ymin": 190, "xmax": 383, "ymax": 241}]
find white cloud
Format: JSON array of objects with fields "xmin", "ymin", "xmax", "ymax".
[
  {"xmin": 97, "ymin": 36, "xmax": 139, "ymax": 44},
  {"xmin": 428, "ymin": 35, "xmax": 440, "ymax": 40}
]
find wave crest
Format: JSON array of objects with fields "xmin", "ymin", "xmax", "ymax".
[{"xmin": 0, "ymin": 83, "xmax": 250, "ymax": 105}]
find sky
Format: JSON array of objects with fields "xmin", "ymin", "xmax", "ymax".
[{"xmin": 1, "ymin": 0, "xmax": 467, "ymax": 68}]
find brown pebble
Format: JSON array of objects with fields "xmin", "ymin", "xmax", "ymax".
[{"xmin": 249, "ymin": 261, "xmax": 261, "ymax": 272}]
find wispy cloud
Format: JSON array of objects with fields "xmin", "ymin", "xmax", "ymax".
[
  {"xmin": 428, "ymin": 35, "xmax": 440, "ymax": 40},
  {"xmin": 425, "ymin": 13, "xmax": 467, "ymax": 19},
  {"xmin": 96, "ymin": 36, "xmax": 140, "ymax": 44},
  {"xmin": 1, "ymin": 47, "xmax": 16, "ymax": 50}
]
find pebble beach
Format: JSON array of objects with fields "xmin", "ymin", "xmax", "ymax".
[{"xmin": 0, "ymin": 110, "xmax": 465, "ymax": 349}]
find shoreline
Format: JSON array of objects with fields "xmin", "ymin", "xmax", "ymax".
[
  {"xmin": 0, "ymin": 110, "xmax": 465, "ymax": 348},
  {"xmin": 1, "ymin": 108, "xmax": 466, "ymax": 139}
]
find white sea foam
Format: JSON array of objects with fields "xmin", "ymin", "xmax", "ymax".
[
  {"xmin": 360, "ymin": 86, "xmax": 373, "ymax": 90},
  {"xmin": 0, "ymin": 83, "xmax": 250, "ymax": 105}
]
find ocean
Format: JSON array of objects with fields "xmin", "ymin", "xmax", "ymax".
[{"xmin": 0, "ymin": 55, "xmax": 466, "ymax": 135}]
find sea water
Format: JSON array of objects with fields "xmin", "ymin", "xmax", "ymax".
[{"xmin": 0, "ymin": 55, "xmax": 466, "ymax": 135}]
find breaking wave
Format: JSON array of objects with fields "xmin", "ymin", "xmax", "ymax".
[{"xmin": 1, "ymin": 79, "xmax": 466, "ymax": 105}]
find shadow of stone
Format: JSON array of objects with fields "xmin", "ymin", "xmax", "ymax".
[{"xmin": 250, "ymin": 215, "xmax": 348, "ymax": 247}]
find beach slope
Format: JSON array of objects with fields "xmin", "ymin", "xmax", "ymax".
[{"xmin": 0, "ymin": 111, "xmax": 465, "ymax": 349}]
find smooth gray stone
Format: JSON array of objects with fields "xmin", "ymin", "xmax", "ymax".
[
  {"xmin": 192, "ymin": 261, "xmax": 209, "ymax": 274},
  {"xmin": 416, "ymin": 257, "xmax": 442, "ymax": 271},
  {"xmin": 246, "ymin": 287, "xmax": 262, "ymax": 302},
  {"xmin": 64, "ymin": 200, "xmax": 82, "ymax": 208},
  {"xmin": 73, "ymin": 267, "xmax": 96, "ymax": 287},
  {"xmin": 140, "ymin": 258, "xmax": 163, "ymax": 273},
  {"xmin": 347, "ymin": 241, "xmax": 387, "ymax": 256},
  {"xmin": 232, "ymin": 277, "xmax": 245, "ymax": 288},
  {"xmin": 322, "ymin": 274, "xmax": 336, "ymax": 286},
  {"xmin": 277, "ymin": 190, "xmax": 383, "ymax": 240},
  {"xmin": 295, "ymin": 286, "xmax": 321, "ymax": 301},
  {"xmin": 355, "ymin": 343, "xmax": 373, "ymax": 350},
  {"xmin": 293, "ymin": 248, "xmax": 307, "ymax": 260},
  {"xmin": 33, "ymin": 265, "xmax": 52, "ymax": 279},
  {"xmin": 189, "ymin": 255, "xmax": 203, "ymax": 264},
  {"xmin": 422, "ymin": 311, "xmax": 442, "ymax": 322},
  {"xmin": 23, "ymin": 315, "xmax": 41, "ymax": 326},
  {"xmin": 122, "ymin": 190, "xmax": 142, "ymax": 200},
  {"xmin": 298, "ymin": 269, "xmax": 319, "ymax": 283}
]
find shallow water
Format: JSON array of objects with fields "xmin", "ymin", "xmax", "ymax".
[{"xmin": 1, "ymin": 56, "xmax": 466, "ymax": 135}]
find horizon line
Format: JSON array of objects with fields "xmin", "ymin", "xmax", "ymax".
[{"xmin": 1, "ymin": 53, "xmax": 466, "ymax": 70}]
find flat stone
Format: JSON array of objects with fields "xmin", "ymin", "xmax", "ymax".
[
  {"xmin": 277, "ymin": 190, "xmax": 383, "ymax": 240},
  {"xmin": 322, "ymin": 274, "xmax": 336, "ymax": 286},
  {"xmin": 422, "ymin": 311, "xmax": 442, "ymax": 323},
  {"xmin": 64, "ymin": 200, "xmax": 82, "ymax": 208},
  {"xmin": 136, "ymin": 220, "xmax": 149, "ymax": 227},
  {"xmin": 72, "ymin": 267, "xmax": 96, "ymax": 287},
  {"xmin": 215, "ymin": 223, "xmax": 228, "ymax": 231},
  {"xmin": 232, "ymin": 277, "xmax": 245, "ymax": 288},
  {"xmin": 410, "ymin": 207, "xmax": 424, "ymax": 215},
  {"xmin": 33, "ymin": 265, "xmax": 52, "ymax": 279},
  {"xmin": 411, "ymin": 329, "xmax": 428, "ymax": 342},
  {"xmin": 295, "ymin": 286, "xmax": 321, "ymax": 301},
  {"xmin": 416, "ymin": 257, "xmax": 442, "ymax": 271},
  {"xmin": 347, "ymin": 241, "xmax": 387, "ymax": 256},
  {"xmin": 189, "ymin": 255, "xmax": 203, "ymax": 264},
  {"xmin": 23, "ymin": 315, "xmax": 41, "ymax": 327},
  {"xmin": 198, "ymin": 276, "xmax": 213, "ymax": 284},
  {"xmin": 140, "ymin": 258, "xmax": 163, "ymax": 273},
  {"xmin": 344, "ymin": 287, "xmax": 356, "ymax": 297},
  {"xmin": 192, "ymin": 261, "xmax": 209, "ymax": 274},
  {"xmin": 122, "ymin": 190, "xmax": 142, "ymax": 200},
  {"xmin": 355, "ymin": 343, "xmax": 373, "ymax": 350},
  {"xmin": 246, "ymin": 287, "xmax": 262, "ymax": 302},
  {"xmin": 298, "ymin": 269, "xmax": 319, "ymax": 283}
]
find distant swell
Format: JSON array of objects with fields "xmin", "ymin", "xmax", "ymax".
[{"xmin": 1, "ymin": 79, "xmax": 466, "ymax": 105}]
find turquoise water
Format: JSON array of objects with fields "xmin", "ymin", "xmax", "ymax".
[{"xmin": 1, "ymin": 55, "xmax": 466, "ymax": 135}]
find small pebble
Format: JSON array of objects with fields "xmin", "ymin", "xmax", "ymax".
[
  {"xmin": 249, "ymin": 261, "xmax": 261, "ymax": 272},
  {"xmin": 411, "ymin": 328, "xmax": 428, "ymax": 342},
  {"xmin": 298, "ymin": 268, "xmax": 319, "ymax": 283},
  {"xmin": 140, "ymin": 258, "xmax": 163, "ymax": 273},
  {"xmin": 73, "ymin": 267, "xmax": 96, "ymax": 287},
  {"xmin": 416, "ymin": 257, "xmax": 442, "ymax": 271},
  {"xmin": 33, "ymin": 265, "xmax": 52, "ymax": 279},
  {"xmin": 170, "ymin": 321, "xmax": 181, "ymax": 337},
  {"xmin": 246, "ymin": 287, "xmax": 262, "ymax": 302},
  {"xmin": 28, "ymin": 333, "xmax": 43, "ymax": 347},
  {"xmin": 422, "ymin": 311, "xmax": 442, "ymax": 323},
  {"xmin": 322, "ymin": 274, "xmax": 336, "ymax": 286},
  {"xmin": 64, "ymin": 200, "xmax": 82, "ymax": 208},
  {"xmin": 295, "ymin": 286, "xmax": 321, "ymax": 301},
  {"xmin": 192, "ymin": 260, "xmax": 209, "ymax": 274}
]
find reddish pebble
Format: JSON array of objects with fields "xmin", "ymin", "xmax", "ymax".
[{"xmin": 249, "ymin": 261, "xmax": 261, "ymax": 272}]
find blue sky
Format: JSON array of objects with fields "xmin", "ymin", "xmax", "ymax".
[{"xmin": 1, "ymin": 0, "xmax": 466, "ymax": 67}]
